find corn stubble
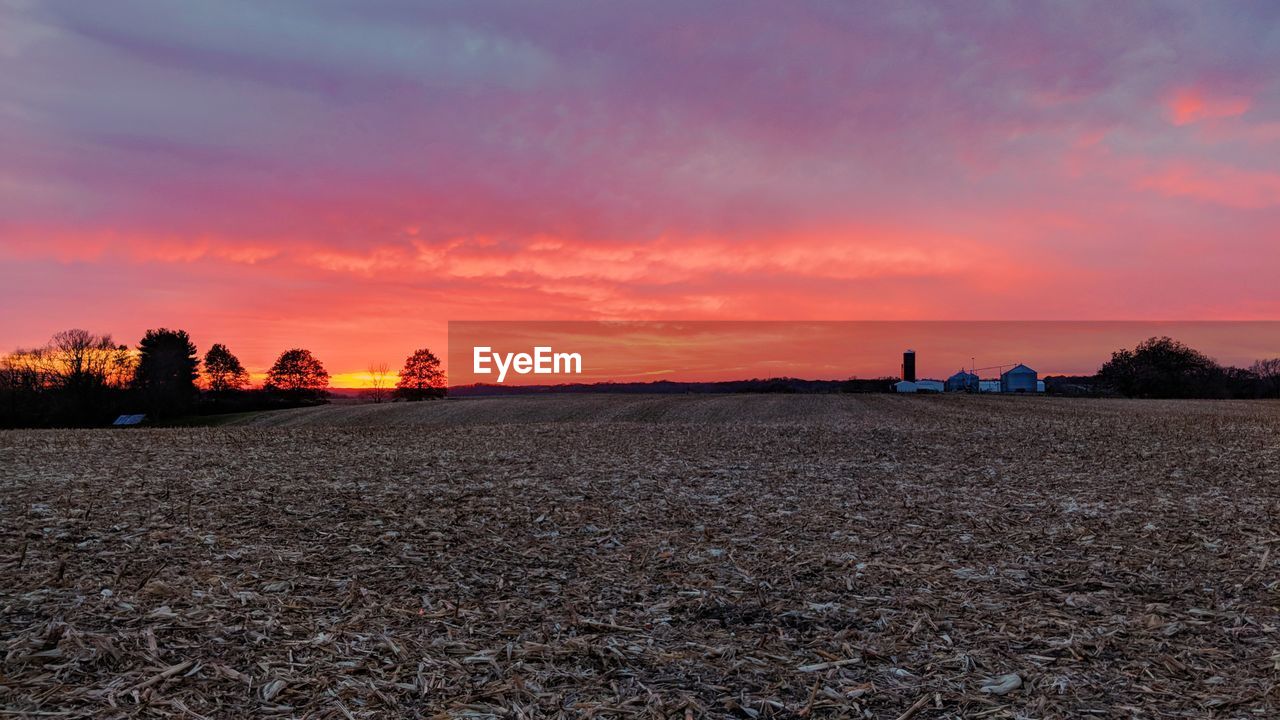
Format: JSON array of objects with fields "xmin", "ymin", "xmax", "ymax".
[{"xmin": 2, "ymin": 395, "xmax": 1279, "ymax": 718}]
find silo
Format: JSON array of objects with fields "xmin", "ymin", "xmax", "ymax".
[
  {"xmin": 1000, "ymin": 364, "xmax": 1038, "ymax": 393},
  {"xmin": 946, "ymin": 369, "xmax": 979, "ymax": 392},
  {"xmin": 902, "ymin": 349, "xmax": 916, "ymax": 382}
]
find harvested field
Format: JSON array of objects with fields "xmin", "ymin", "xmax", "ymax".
[{"xmin": 2, "ymin": 395, "xmax": 1280, "ymax": 718}]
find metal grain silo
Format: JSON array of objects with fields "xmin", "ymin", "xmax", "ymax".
[
  {"xmin": 945, "ymin": 369, "xmax": 979, "ymax": 392},
  {"xmin": 902, "ymin": 350, "xmax": 916, "ymax": 382},
  {"xmin": 1000, "ymin": 364, "xmax": 1037, "ymax": 393}
]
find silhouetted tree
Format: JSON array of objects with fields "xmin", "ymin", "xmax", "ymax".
[
  {"xmin": 1252, "ymin": 358, "xmax": 1280, "ymax": 398},
  {"xmin": 204, "ymin": 343, "xmax": 249, "ymax": 393},
  {"xmin": 46, "ymin": 329, "xmax": 136, "ymax": 391},
  {"xmin": 395, "ymin": 348, "xmax": 446, "ymax": 400},
  {"xmin": 265, "ymin": 348, "xmax": 329, "ymax": 400},
  {"xmin": 368, "ymin": 362, "xmax": 391, "ymax": 403},
  {"xmin": 135, "ymin": 328, "xmax": 200, "ymax": 417},
  {"xmin": 0, "ymin": 351, "xmax": 48, "ymax": 427},
  {"xmin": 0, "ymin": 329, "xmax": 133, "ymax": 426},
  {"xmin": 1099, "ymin": 336, "xmax": 1224, "ymax": 398}
]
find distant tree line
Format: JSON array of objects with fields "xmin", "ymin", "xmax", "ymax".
[
  {"xmin": 0, "ymin": 329, "xmax": 135, "ymax": 427},
  {"xmin": 0, "ymin": 328, "xmax": 447, "ymax": 428},
  {"xmin": 3, "ymin": 328, "xmax": 1273, "ymax": 426},
  {"xmin": 1097, "ymin": 336, "xmax": 1280, "ymax": 399},
  {"xmin": 452, "ymin": 337, "xmax": 1279, "ymax": 401}
]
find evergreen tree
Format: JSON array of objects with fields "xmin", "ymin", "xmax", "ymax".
[{"xmin": 135, "ymin": 328, "xmax": 199, "ymax": 416}]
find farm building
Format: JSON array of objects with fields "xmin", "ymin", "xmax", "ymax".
[
  {"xmin": 896, "ymin": 379, "xmax": 943, "ymax": 393},
  {"xmin": 894, "ymin": 350, "xmax": 1039, "ymax": 394},
  {"xmin": 945, "ymin": 370, "xmax": 979, "ymax": 392},
  {"xmin": 1000, "ymin": 364, "xmax": 1038, "ymax": 393}
]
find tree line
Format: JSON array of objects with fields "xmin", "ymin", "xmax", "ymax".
[
  {"xmin": 1096, "ymin": 336, "xmax": 1280, "ymax": 399},
  {"xmin": 0, "ymin": 328, "xmax": 446, "ymax": 428},
  {"xmin": 2, "ymin": 330, "xmax": 1276, "ymax": 426}
]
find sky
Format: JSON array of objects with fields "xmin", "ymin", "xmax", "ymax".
[
  {"xmin": 2, "ymin": 1, "xmax": 1279, "ymax": 384},
  {"xmin": 446, "ymin": 322, "xmax": 1280, "ymax": 383}
]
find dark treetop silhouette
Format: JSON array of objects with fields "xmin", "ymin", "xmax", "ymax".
[
  {"xmin": 396, "ymin": 348, "xmax": 446, "ymax": 400},
  {"xmin": 203, "ymin": 343, "xmax": 249, "ymax": 393},
  {"xmin": 265, "ymin": 348, "xmax": 330, "ymax": 398},
  {"xmin": 134, "ymin": 328, "xmax": 200, "ymax": 417}
]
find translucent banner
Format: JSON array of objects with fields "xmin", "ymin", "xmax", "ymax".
[{"xmin": 446, "ymin": 321, "xmax": 1280, "ymax": 388}]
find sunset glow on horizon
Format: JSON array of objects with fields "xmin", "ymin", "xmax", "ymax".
[{"xmin": 3, "ymin": 2, "xmax": 1279, "ymax": 383}]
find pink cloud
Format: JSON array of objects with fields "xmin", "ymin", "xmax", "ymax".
[
  {"xmin": 1139, "ymin": 161, "xmax": 1280, "ymax": 209},
  {"xmin": 1167, "ymin": 87, "xmax": 1252, "ymax": 125}
]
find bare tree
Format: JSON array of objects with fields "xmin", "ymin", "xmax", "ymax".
[
  {"xmin": 0, "ymin": 351, "xmax": 47, "ymax": 427},
  {"xmin": 1252, "ymin": 358, "xmax": 1280, "ymax": 397},
  {"xmin": 1, "ymin": 329, "xmax": 134, "ymax": 426},
  {"xmin": 43, "ymin": 329, "xmax": 135, "ymax": 391},
  {"xmin": 1, "ymin": 349, "xmax": 48, "ymax": 389},
  {"xmin": 368, "ymin": 362, "xmax": 391, "ymax": 403}
]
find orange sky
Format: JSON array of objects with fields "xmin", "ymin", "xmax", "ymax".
[
  {"xmin": 2, "ymin": 3, "xmax": 1278, "ymax": 385},
  {"xmin": 447, "ymin": 322, "xmax": 1280, "ymax": 386}
]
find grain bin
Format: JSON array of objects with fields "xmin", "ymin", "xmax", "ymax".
[
  {"xmin": 945, "ymin": 369, "xmax": 979, "ymax": 392},
  {"xmin": 1000, "ymin": 364, "xmax": 1038, "ymax": 393}
]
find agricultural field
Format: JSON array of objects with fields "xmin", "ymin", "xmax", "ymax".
[{"xmin": 2, "ymin": 395, "xmax": 1279, "ymax": 718}]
